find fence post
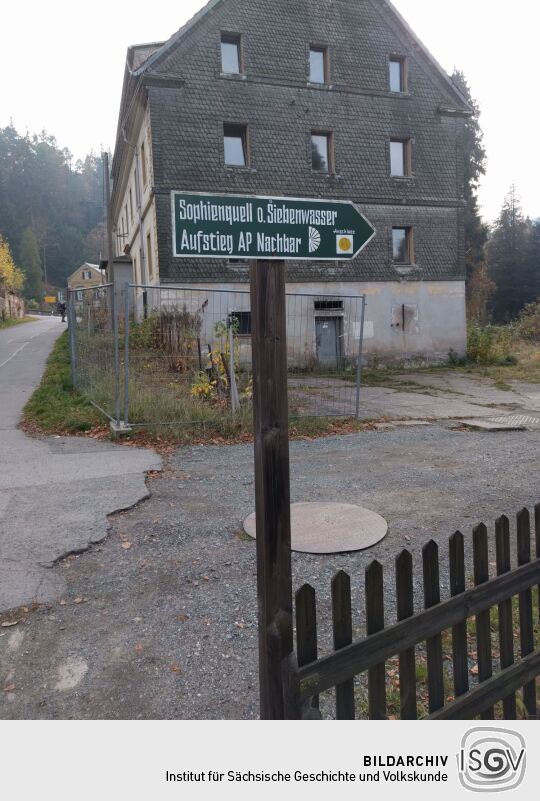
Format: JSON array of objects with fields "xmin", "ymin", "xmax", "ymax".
[
  {"xmin": 112, "ymin": 285, "xmax": 121, "ymax": 429},
  {"xmin": 355, "ymin": 295, "xmax": 366, "ymax": 419},
  {"xmin": 123, "ymin": 283, "xmax": 130, "ymax": 427},
  {"xmin": 67, "ymin": 290, "xmax": 77, "ymax": 388}
]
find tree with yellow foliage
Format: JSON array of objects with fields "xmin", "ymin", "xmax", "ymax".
[{"xmin": 0, "ymin": 235, "xmax": 24, "ymax": 293}]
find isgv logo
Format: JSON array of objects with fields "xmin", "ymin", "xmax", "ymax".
[{"xmin": 457, "ymin": 728, "xmax": 526, "ymax": 793}]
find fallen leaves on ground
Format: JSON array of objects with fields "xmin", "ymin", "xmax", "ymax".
[
  {"xmin": 3, "ymin": 684, "xmax": 16, "ymax": 692},
  {"xmin": 170, "ymin": 664, "xmax": 182, "ymax": 674}
]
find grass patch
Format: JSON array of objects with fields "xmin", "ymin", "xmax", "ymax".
[
  {"xmin": 461, "ymin": 340, "xmax": 540, "ymax": 387},
  {"xmin": 22, "ymin": 332, "xmax": 374, "ymax": 446},
  {"xmin": 22, "ymin": 332, "xmax": 102, "ymax": 434},
  {"xmin": 0, "ymin": 315, "xmax": 35, "ymax": 330}
]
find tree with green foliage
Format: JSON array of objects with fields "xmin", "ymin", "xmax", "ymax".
[
  {"xmin": 451, "ymin": 70, "xmax": 490, "ymax": 319},
  {"xmin": 0, "ymin": 125, "xmax": 105, "ymax": 287},
  {"xmin": 487, "ymin": 186, "xmax": 535, "ymax": 322},
  {"xmin": 19, "ymin": 227, "xmax": 43, "ymax": 300}
]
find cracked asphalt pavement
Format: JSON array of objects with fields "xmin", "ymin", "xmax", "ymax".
[{"xmin": 0, "ymin": 317, "xmax": 161, "ymax": 612}]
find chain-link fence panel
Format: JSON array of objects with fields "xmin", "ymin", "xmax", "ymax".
[
  {"xmin": 124, "ymin": 285, "xmax": 365, "ymax": 427},
  {"xmin": 69, "ymin": 284, "xmax": 118, "ymax": 422}
]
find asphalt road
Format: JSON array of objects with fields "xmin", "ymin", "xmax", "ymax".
[{"xmin": 0, "ymin": 317, "xmax": 161, "ymax": 612}]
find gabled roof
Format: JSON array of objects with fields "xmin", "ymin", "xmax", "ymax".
[
  {"xmin": 67, "ymin": 263, "xmax": 102, "ymax": 281},
  {"xmin": 131, "ymin": 0, "xmax": 223, "ymax": 77},
  {"xmin": 379, "ymin": 0, "xmax": 470, "ymax": 110},
  {"xmin": 127, "ymin": 0, "xmax": 470, "ymax": 110},
  {"xmin": 112, "ymin": 0, "xmax": 471, "ymax": 179}
]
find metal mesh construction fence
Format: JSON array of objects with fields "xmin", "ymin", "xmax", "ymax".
[
  {"xmin": 69, "ymin": 284, "xmax": 118, "ymax": 422},
  {"xmin": 69, "ymin": 283, "xmax": 366, "ymax": 429}
]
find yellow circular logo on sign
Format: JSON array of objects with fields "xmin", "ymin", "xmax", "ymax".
[{"xmin": 338, "ymin": 236, "xmax": 352, "ymax": 252}]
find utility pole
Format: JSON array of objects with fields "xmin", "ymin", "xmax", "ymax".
[
  {"xmin": 42, "ymin": 242, "xmax": 58, "ymax": 289},
  {"xmin": 42, "ymin": 245, "xmax": 48, "ymax": 287}
]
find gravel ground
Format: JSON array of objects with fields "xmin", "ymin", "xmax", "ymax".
[{"xmin": 1, "ymin": 424, "xmax": 539, "ymax": 720}]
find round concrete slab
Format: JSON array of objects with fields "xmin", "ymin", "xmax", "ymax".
[{"xmin": 243, "ymin": 502, "xmax": 388, "ymax": 554}]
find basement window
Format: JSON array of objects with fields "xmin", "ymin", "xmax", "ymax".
[
  {"xmin": 224, "ymin": 124, "xmax": 248, "ymax": 167},
  {"xmin": 221, "ymin": 33, "xmax": 242, "ymax": 74},
  {"xmin": 230, "ymin": 311, "xmax": 251, "ymax": 336},
  {"xmin": 314, "ymin": 300, "xmax": 343, "ymax": 310}
]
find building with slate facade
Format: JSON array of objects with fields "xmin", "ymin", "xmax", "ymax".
[{"xmin": 110, "ymin": 0, "xmax": 471, "ymax": 363}]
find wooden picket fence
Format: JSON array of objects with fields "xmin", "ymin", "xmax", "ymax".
[{"xmin": 283, "ymin": 506, "xmax": 540, "ymax": 720}]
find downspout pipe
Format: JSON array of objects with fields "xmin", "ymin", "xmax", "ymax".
[{"xmin": 122, "ymin": 126, "xmax": 148, "ymax": 286}]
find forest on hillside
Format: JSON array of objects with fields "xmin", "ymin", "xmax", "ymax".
[{"xmin": 0, "ymin": 125, "xmax": 106, "ymax": 294}]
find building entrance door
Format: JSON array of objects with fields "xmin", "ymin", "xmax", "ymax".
[{"xmin": 315, "ymin": 316, "xmax": 341, "ymax": 368}]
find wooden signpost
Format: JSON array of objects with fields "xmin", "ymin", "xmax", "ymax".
[{"xmin": 172, "ymin": 191, "xmax": 375, "ymax": 718}]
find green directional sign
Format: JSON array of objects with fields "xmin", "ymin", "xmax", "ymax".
[{"xmin": 172, "ymin": 191, "xmax": 375, "ymax": 261}]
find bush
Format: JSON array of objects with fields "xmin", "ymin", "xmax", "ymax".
[
  {"xmin": 515, "ymin": 301, "xmax": 540, "ymax": 342},
  {"xmin": 467, "ymin": 324, "xmax": 516, "ymax": 365}
]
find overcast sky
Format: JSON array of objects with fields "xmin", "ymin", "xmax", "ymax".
[{"xmin": 1, "ymin": 0, "xmax": 538, "ymax": 222}]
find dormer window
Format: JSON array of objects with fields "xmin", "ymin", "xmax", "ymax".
[{"xmin": 221, "ymin": 33, "xmax": 242, "ymax": 74}]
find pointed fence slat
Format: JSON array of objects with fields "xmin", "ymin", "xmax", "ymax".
[
  {"xmin": 285, "ymin": 506, "xmax": 540, "ymax": 721},
  {"xmin": 473, "ymin": 524, "xmax": 494, "ymax": 720},
  {"xmin": 295, "ymin": 584, "xmax": 319, "ymax": 713},
  {"xmin": 396, "ymin": 550, "xmax": 417, "ymax": 720},
  {"xmin": 535, "ymin": 504, "xmax": 540, "ymax": 625},
  {"xmin": 296, "ymin": 560, "xmax": 540, "ymax": 701},
  {"xmin": 517, "ymin": 509, "xmax": 537, "ymax": 718},
  {"xmin": 332, "ymin": 571, "xmax": 355, "ymax": 719},
  {"xmin": 449, "ymin": 531, "xmax": 469, "ymax": 698},
  {"xmin": 365, "ymin": 561, "xmax": 386, "ymax": 720},
  {"xmin": 495, "ymin": 516, "xmax": 517, "ymax": 719},
  {"xmin": 423, "ymin": 541, "xmax": 445, "ymax": 713}
]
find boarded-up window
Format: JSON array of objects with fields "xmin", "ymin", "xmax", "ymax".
[{"xmin": 391, "ymin": 304, "xmax": 419, "ymax": 332}]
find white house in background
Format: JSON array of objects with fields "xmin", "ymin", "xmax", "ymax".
[{"xmin": 67, "ymin": 263, "xmax": 103, "ymax": 300}]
